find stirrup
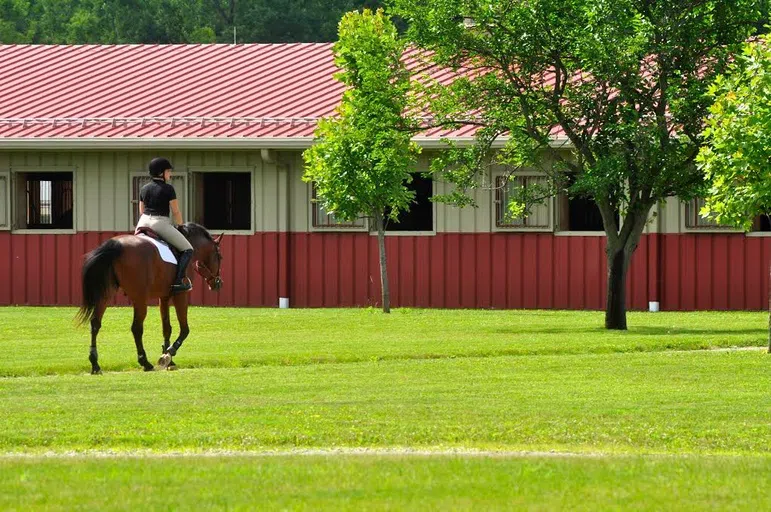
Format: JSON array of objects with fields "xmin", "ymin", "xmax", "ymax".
[{"xmin": 170, "ymin": 278, "xmax": 192, "ymax": 294}]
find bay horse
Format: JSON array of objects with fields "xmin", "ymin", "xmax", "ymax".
[{"xmin": 77, "ymin": 223, "xmax": 223, "ymax": 374}]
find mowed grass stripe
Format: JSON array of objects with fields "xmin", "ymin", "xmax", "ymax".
[
  {"xmin": 0, "ymin": 307, "xmax": 766, "ymax": 377},
  {"xmin": 1, "ymin": 350, "xmax": 768, "ymax": 455},
  {"xmin": 1, "ymin": 454, "xmax": 769, "ymax": 511}
]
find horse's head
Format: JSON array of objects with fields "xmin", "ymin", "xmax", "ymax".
[
  {"xmin": 180, "ymin": 223, "xmax": 224, "ymax": 292},
  {"xmin": 195, "ymin": 232, "xmax": 224, "ymax": 291}
]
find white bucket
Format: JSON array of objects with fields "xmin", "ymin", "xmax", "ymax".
[
  {"xmin": 648, "ymin": 301, "xmax": 660, "ymax": 313},
  {"xmin": 279, "ymin": 297, "xmax": 290, "ymax": 309}
]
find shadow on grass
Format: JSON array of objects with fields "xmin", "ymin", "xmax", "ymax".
[
  {"xmin": 488, "ymin": 326, "xmax": 764, "ymax": 336},
  {"xmin": 2, "ymin": 342, "xmax": 766, "ymax": 379}
]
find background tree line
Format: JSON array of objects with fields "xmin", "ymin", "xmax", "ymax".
[{"xmin": 0, "ymin": 0, "xmax": 383, "ymax": 44}]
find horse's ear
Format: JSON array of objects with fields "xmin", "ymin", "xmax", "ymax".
[{"xmin": 214, "ymin": 233, "xmax": 224, "ymax": 245}]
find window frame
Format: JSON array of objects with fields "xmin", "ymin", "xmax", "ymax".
[
  {"xmin": 492, "ymin": 172, "xmax": 554, "ymax": 233},
  {"xmin": 376, "ymin": 172, "xmax": 437, "ymax": 236},
  {"xmin": 10, "ymin": 167, "xmax": 77, "ymax": 234},
  {"xmin": 554, "ymin": 187, "xmax": 611, "ymax": 237},
  {"xmin": 187, "ymin": 167, "xmax": 255, "ymax": 235},
  {"xmin": 129, "ymin": 171, "xmax": 188, "ymax": 231},
  {"xmin": 681, "ymin": 198, "xmax": 742, "ymax": 234},
  {"xmin": 746, "ymin": 214, "xmax": 771, "ymax": 237},
  {"xmin": 309, "ymin": 182, "xmax": 369, "ymax": 232},
  {"xmin": 0, "ymin": 170, "xmax": 9, "ymax": 231}
]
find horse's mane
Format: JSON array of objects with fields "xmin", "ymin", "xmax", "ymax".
[{"xmin": 178, "ymin": 222, "xmax": 213, "ymax": 242}]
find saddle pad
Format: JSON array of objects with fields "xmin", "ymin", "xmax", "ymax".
[{"xmin": 137, "ymin": 234, "xmax": 177, "ymax": 264}]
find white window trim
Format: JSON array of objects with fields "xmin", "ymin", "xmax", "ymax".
[
  {"xmin": 308, "ymin": 182, "xmax": 369, "ymax": 232},
  {"xmin": 10, "ymin": 167, "xmax": 77, "ymax": 234},
  {"xmin": 0, "ymin": 170, "xmax": 9, "ymax": 230},
  {"xmin": 129, "ymin": 171, "xmax": 188, "ymax": 231},
  {"xmin": 491, "ymin": 172, "xmax": 554, "ymax": 233},
  {"xmin": 680, "ymin": 198, "xmax": 743, "ymax": 234},
  {"xmin": 187, "ymin": 167, "xmax": 256, "ymax": 235}
]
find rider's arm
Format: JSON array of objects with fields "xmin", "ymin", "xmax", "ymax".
[
  {"xmin": 138, "ymin": 201, "xmax": 145, "ymax": 215},
  {"xmin": 170, "ymin": 199, "xmax": 183, "ymax": 226}
]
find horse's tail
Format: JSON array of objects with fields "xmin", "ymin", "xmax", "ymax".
[{"xmin": 77, "ymin": 239, "xmax": 123, "ymax": 325}]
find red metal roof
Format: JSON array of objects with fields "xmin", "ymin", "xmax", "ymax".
[{"xmin": 0, "ymin": 43, "xmax": 484, "ymax": 143}]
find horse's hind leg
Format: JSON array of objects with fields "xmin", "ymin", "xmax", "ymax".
[
  {"xmin": 131, "ymin": 302, "xmax": 154, "ymax": 371},
  {"xmin": 159, "ymin": 297, "xmax": 176, "ymax": 369},
  {"xmin": 158, "ymin": 295, "xmax": 189, "ymax": 369},
  {"xmin": 89, "ymin": 302, "xmax": 107, "ymax": 375}
]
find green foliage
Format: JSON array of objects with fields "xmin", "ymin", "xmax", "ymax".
[
  {"xmin": 303, "ymin": 9, "xmax": 420, "ymax": 225},
  {"xmin": 0, "ymin": 0, "xmax": 35, "ymax": 43},
  {"xmin": 390, "ymin": 0, "xmax": 763, "ymax": 228},
  {"xmin": 698, "ymin": 36, "xmax": 771, "ymax": 230},
  {"xmin": 0, "ymin": 0, "xmax": 385, "ymax": 44}
]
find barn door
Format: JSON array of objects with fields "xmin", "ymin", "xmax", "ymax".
[{"xmin": 0, "ymin": 170, "xmax": 10, "ymax": 230}]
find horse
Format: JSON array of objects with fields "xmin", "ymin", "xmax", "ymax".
[{"xmin": 77, "ymin": 222, "xmax": 223, "ymax": 374}]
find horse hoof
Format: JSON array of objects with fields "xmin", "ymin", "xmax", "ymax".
[
  {"xmin": 143, "ymin": 365, "xmax": 155, "ymax": 372},
  {"xmin": 157, "ymin": 353, "xmax": 172, "ymax": 370},
  {"xmin": 91, "ymin": 369, "xmax": 102, "ymax": 375},
  {"xmin": 167, "ymin": 363, "xmax": 178, "ymax": 371}
]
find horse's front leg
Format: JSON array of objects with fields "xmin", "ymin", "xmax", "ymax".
[
  {"xmin": 157, "ymin": 295, "xmax": 190, "ymax": 369},
  {"xmin": 159, "ymin": 297, "xmax": 176, "ymax": 369},
  {"xmin": 131, "ymin": 302, "xmax": 154, "ymax": 371}
]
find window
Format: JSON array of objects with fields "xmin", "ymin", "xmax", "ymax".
[
  {"xmin": 311, "ymin": 183, "xmax": 366, "ymax": 229},
  {"xmin": 751, "ymin": 214, "xmax": 771, "ymax": 233},
  {"xmin": 130, "ymin": 173, "xmax": 187, "ymax": 228},
  {"xmin": 684, "ymin": 198, "xmax": 733, "ymax": 230},
  {"xmin": 384, "ymin": 173, "xmax": 434, "ymax": 232},
  {"xmin": 557, "ymin": 194, "xmax": 607, "ymax": 232},
  {"xmin": 555, "ymin": 175, "xmax": 616, "ymax": 232},
  {"xmin": 192, "ymin": 172, "xmax": 251, "ymax": 231},
  {"xmin": 14, "ymin": 172, "xmax": 73, "ymax": 230},
  {"xmin": 0, "ymin": 171, "xmax": 9, "ymax": 230},
  {"xmin": 495, "ymin": 175, "xmax": 551, "ymax": 229}
]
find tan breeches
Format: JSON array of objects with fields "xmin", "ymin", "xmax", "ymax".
[{"xmin": 136, "ymin": 214, "xmax": 193, "ymax": 252}]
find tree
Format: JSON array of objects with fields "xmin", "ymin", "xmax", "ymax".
[
  {"xmin": 0, "ymin": 0, "xmax": 35, "ymax": 43},
  {"xmin": 0, "ymin": 0, "xmax": 387, "ymax": 44},
  {"xmin": 390, "ymin": 0, "xmax": 763, "ymax": 329},
  {"xmin": 698, "ymin": 35, "xmax": 771, "ymax": 352},
  {"xmin": 303, "ymin": 8, "xmax": 420, "ymax": 313}
]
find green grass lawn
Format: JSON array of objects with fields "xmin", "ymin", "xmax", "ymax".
[
  {"xmin": 0, "ymin": 307, "xmax": 765, "ymax": 376},
  {"xmin": 0, "ymin": 307, "xmax": 769, "ymax": 510},
  {"xmin": 2, "ymin": 454, "xmax": 769, "ymax": 511}
]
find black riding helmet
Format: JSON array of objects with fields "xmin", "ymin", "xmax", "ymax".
[{"xmin": 148, "ymin": 157, "xmax": 173, "ymax": 177}]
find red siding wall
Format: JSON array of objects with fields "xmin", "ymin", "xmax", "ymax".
[{"xmin": 0, "ymin": 231, "xmax": 767, "ymax": 310}]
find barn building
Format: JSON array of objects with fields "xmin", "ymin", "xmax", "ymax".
[{"xmin": 0, "ymin": 43, "xmax": 767, "ymax": 310}]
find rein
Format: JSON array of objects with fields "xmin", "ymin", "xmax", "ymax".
[
  {"xmin": 195, "ymin": 258, "xmax": 223, "ymax": 290},
  {"xmin": 195, "ymin": 261, "xmax": 222, "ymax": 290}
]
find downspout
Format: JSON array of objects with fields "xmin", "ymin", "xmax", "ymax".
[
  {"xmin": 648, "ymin": 202, "xmax": 662, "ymax": 312},
  {"xmin": 262, "ymin": 149, "xmax": 291, "ymax": 308}
]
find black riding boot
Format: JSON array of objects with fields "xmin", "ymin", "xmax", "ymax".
[{"xmin": 171, "ymin": 249, "xmax": 193, "ymax": 294}]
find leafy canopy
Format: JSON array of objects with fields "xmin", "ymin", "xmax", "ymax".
[
  {"xmin": 391, "ymin": 0, "xmax": 763, "ymax": 235},
  {"xmin": 0, "ymin": 0, "xmax": 385, "ymax": 44},
  {"xmin": 303, "ymin": 8, "xmax": 420, "ymax": 223},
  {"xmin": 698, "ymin": 36, "xmax": 771, "ymax": 230}
]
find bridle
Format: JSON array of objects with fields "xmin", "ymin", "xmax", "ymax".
[{"xmin": 194, "ymin": 243, "xmax": 223, "ymax": 290}]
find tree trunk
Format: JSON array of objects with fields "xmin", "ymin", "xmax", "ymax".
[
  {"xmin": 602, "ymin": 208, "xmax": 649, "ymax": 331},
  {"xmin": 374, "ymin": 211, "xmax": 390, "ymax": 313},
  {"xmin": 605, "ymin": 243, "xmax": 631, "ymax": 330}
]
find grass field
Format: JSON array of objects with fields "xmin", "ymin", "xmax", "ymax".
[{"xmin": 1, "ymin": 307, "xmax": 769, "ymax": 510}]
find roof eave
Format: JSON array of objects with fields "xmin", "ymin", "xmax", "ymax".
[{"xmin": 0, "ymin": 136, "xmax": 573, "ymax": 150}]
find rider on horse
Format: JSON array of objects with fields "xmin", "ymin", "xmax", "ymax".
[{"xmin": 136, "ymin": 157, "xmax": 194, "ymax": 294}]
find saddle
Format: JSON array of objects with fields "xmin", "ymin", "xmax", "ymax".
[{"xmin": 134, "ymin": 227, "xmax": 180, "ymax": 263}]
